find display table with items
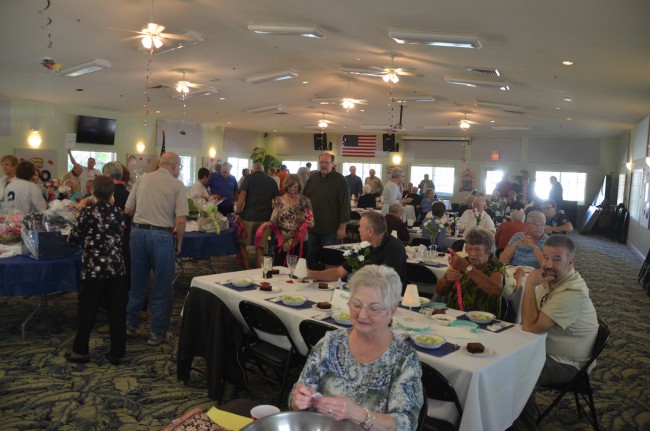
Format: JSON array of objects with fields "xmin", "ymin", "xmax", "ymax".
[
  {"xmin": 175, "ymin": 229, "xmax": 239, "ymax": 281},
  {"xmin": 182, "ymin": 267, "xmax": 546, "ymax": 431}
]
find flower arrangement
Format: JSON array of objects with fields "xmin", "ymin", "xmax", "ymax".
[
  {"xmin": 423, "ymin": 217, "xmax": 445, "ymax": 241},
  {"xmin": 473, "ymin": 209, "xmax": 482, "ymax": 227},
  {"xmin": 342, "ymin": 241, "xmax": 372, "ymax": 271}
]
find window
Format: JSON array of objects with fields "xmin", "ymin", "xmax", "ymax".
[
  {"xmin": 617, "ymin": 173, "xmax": 626, "ymax": 206},
  {"xmin": 341, "ymin": 162, "xmax": 383, "ymax": 183},
  {"xmin": 67, "ymin": 150, "xmax": 116, "ymax": 173},
  {"xmin": 409, "ymin": 166, "xmax": 455, "ymax": 195},
  {"xmin": 535, "ymin": 171, "xmax": 587, "ymax": 205},
  {"xmin": 485, "ymin": 169, "xmax": 505, "ymax": 195},
  {"xmin": 178, "ymin": 155, "xmax": 199, "ymax": 187},
  {"xmin": 282, "ymin": 160, "xmax": 317, "ymax": 175},
  {"xmin": 228, "ymin": 157, "xmax": 250, "ymax": 181},
  {"xmin": 629, "ymin": 170, "xmax": 643, "ymax": 221}
]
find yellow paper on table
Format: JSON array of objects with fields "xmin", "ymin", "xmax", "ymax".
[{"xmin": 206, "ymin": 407, "xmax": 253, "ymax": 430}]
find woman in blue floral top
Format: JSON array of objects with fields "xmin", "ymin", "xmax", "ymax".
[
  {"xmin": 290, "ymin": 265, "xmax": 423, "ymax": 431},
  {"xmin": 435, "ymin": 228, "xmax": 508, "ymax": 319},
  {"xmin": 66, "ymin": 176, "xmax": 127, "ymax": 365}
]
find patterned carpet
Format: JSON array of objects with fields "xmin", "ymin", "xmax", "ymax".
[{"xmin": 0, "ymin": 234, "xmax": 649, "ymax": 431}]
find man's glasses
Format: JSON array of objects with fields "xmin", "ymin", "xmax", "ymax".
[
  {"xmin": 527, "ymin": 222, "xmax": 546, "ymax": 227},
  {"xmin": 349, "ymin": 301, "xmax": 388, "ymax": 316}
]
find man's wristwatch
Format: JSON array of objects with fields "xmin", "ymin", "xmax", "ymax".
[{"xmin": 465, "ymin": 265, "xmax": 473, "ymax": 274}]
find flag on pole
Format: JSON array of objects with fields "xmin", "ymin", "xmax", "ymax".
[
  {"xmin": 160, "ymin": 130, "xmax": 166, "ymax": 156},
  {"xmin": 341, "ymin": 135, "xmax": 376, "ymax": 157}
]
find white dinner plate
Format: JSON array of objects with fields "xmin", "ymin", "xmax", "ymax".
[
  {"xmin": 229, "ymin": 277, "xmax": 253, "ymax": 288},
  {"xmin": 257, "ymin": 286, "xmax": 281, "ymax": 293},
  {"xmin": 461, "ymin": 346, "xmax": 496, "ymax": 358},
  {"xmin": 311, "ymin": 282, "xmax": 336, "ymax": 291}
]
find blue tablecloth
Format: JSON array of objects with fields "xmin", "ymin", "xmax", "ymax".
[
  {"xmin": 178, "ymin": 229, "xmax": 238, "ymax": 259},
  {"xmin": 0, "ymin": 254, "xmax": 82, "ymax": 297}
]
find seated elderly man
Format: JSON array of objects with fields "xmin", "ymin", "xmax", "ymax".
[
  {"xmin": 422, "ymin": 201, "xmax": 448, "ymax": 251},
  {"xmin": 513, "ymin": 235, "xmax": 598, "ymax": 430},
  {"xmin": 457, "ymin": 196, "xmax": 496, "ymax": 235},
  {"xmin": 499, "ymin": 210, "xmax": 549, "ymax": 268},
  {"xmin": 385, "ymin": 203, "xmax": 409, "ymax": 243},
  {"xmin": 494, "ymin": 209, "xmax": 527, "ymax": 249},
  {"xmin": 308, "ymin": 211, "xmax": 407, "ymax": 286},
  {"xmin": 541, "ymin": 199, "xmax": 573, "ymax": 233}
]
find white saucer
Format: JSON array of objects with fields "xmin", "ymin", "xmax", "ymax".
[
  {"xmin": 461, "ymin": 346, "xmax": 496, "ymax": 358},
  {"xmin": 257, "ymin": 286, "xmax": 281, "ymax": 293}
]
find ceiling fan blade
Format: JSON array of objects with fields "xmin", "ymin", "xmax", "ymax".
[
  {"xmin": 160, "ymin": 32, "xmax": 199, "ymax": 42},
  {"xmin": 108, "ymin": 26, "xmax": 147, "ymax": 36},
  {"xmin": 395, "ymin": 68, "xmax": 423, "ymax": 77},
  {"xmin": 146, "ymin": 22, "xmax": 165, "ymax": 34}
]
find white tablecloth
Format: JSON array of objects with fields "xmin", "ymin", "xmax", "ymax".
[{"xmin": 189, "ymin": 267, "xmax": 546, "ymax": 431}]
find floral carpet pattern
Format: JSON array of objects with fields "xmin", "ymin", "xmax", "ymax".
[{"xmin": 0, "ymin": 235, "xmax": 649, "ymax": 430}]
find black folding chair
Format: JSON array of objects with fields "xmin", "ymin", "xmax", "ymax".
[
  {"xmin": 450, "ymin": 240, "xmax": 465, "ymax": 252},
  {"xmin": 298, "ymin": 319, "xmax": 337, "ymax": 352},
  {"xmin": 405, "ymin": 262, "xmax": 437, "ymax": 296},
  {"xmin": 536, "ymin": 317, "xmax": 610, "ymax": 430},
  {"xmin": 238, "ymin": 301, "xmax": 304, "ymax": 406},
  {"xmin": 420, "ymin": 362, "xmax": 463, "ymax": 431}
]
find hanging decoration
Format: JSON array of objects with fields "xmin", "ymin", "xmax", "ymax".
[
  {"xmin": 40, "ymin": 57, "xmax": 61, "ymax": 73},
  {"xmin": 143, "ymin": 50, "xmax": 153, "ymax": 127},
  {"xmin": 38, "ymin": 0, "xmax": 53, "ymax": 49}
]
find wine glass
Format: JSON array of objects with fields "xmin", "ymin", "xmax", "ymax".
[{"xmin": 287, "ymin": 255, "xmax": 299, "ymax": 279}]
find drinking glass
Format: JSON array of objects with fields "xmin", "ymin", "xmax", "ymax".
[{"xmin": 287, "ymin": 255, "xmax": 299, "ymax": 279}]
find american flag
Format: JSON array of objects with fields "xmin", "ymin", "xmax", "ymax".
[{"xmin": 341, "ymin": 135, "xmax": 376, "ymax": 157}]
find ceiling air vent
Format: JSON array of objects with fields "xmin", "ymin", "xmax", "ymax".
[{"xmin": 467, "ymin": 67, "xmax": 500, "ymax": 77}]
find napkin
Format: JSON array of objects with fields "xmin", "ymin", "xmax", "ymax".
[
  {"xmin": 206, "ymin": 407, "xmax": 252, "ymax": 430},
  {"xmin": 433, "ymin": 326, "xmax": 479, "ymax": 340},
  {"xmin": 294, "ymin": 258, "xmax": 308, "ymax": 279},
  {"xmin": 391, "ymin": 230, "xmax": 398, "ymax": 238}
]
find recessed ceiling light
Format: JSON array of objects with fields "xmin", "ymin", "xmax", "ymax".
[
  {"xmin": 566, "ymin": 117, "xmax": 573, "ymax": 121},
  {"xmin": 490, "ymin": 120, "xmax": 495, "ymax": 123},
  {"xmin": 562, "ymin": 60, "xmax": 574, "ymax": 66},
  {"xmin": 155, "ymin": 110, "xmax": 161, "ymax": 113},
  {"xmin": 563, "ymin": 98, "xmax": 573, "ymax": 102},
  {"xmin": 302, "ymin": 81, "xmax": 309, "ymax": 84},
  {"xmin": 555, "ymin": 107, "xmax": 561, "ymax": 110}
]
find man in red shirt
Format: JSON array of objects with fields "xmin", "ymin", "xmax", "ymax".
[
  {"xmin": 277, "ymin": 164, "xmax": 289, "ymax": 195},
  {"xmin": 494, "ymin": 209, "xmax": 527, "ymax": 249}
]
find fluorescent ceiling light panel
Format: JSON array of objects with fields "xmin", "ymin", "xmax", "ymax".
[
  {"xmin": 248, "ymin": 24, "xmax": 326, "ymax": 38},
  {"xmin": 491, "ymin": 126, "xmax": 531, "ymax": 131},
  {"xmin": 246, "ymin": 70, "xmax": 298, "ymax": 84},
  {"xmin": 445, "ymin": 76, "xmax": 510, "ymax": 90},
  {"xmin": 60, "ymin": 59, "xmax": 111, "ymax": 77},
  {"xmin": 389, "ymin": 30, "xmax": 481, "ymax": 48},
  {"xmin": 474, "ymin": 100, "xmax": 524, "ymax": 113},
  {"xmin": 394, "ymin": 95, "xmax": 436, "ymax": 102},
  {"xmin": 246, "ymin": 104, "xmax": 287, "ymax": 114}
]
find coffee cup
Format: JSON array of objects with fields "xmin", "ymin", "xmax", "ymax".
[
  {"xmin": 406, "ymin": 219, "xmax": 414, "ymax": 227},
  {"xmin": 250, "ymin": 405, "xmax": 280, "ymax": 421}
]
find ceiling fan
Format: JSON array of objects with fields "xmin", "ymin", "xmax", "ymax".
[
  {"xmin": 312, "ymin": 96, "xmax": 367, "ymax": 109},
  {"xmin": 151, "ymin": 71, "xmax": 218, "ymax": 99},
  {"xmin": 303, "ymin": 113, "xmax": 335, "ymax": 130},
  {"xmin": 114, "ymin": 0, "xmax": 196, "ymax": 50},
  {"xmin": 340, "ymin": 55, "xmax": 422, "ymax": 83}
]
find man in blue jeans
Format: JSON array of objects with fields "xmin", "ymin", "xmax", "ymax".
[
  {"xmin": 302, "ymin": 152, "xmax": 350, "ymax": 269},
  {"xmin": 124, "ymin": 152, "xmax": 189, "ymax": 346}
]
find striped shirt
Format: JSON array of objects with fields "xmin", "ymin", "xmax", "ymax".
[{"xmin": 4, "ymin": 178, "xmax": 47, "ymax": 214}]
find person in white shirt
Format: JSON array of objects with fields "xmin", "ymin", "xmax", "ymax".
[
  {"xmin": 67, "ymin": 149, "xmax": 102, "ymax": 188},
  {"xmin": 457, "ymin": 196, "xmax": 496, "ymax": 235},
  {"xmin": 4, "ymin": 160, "xmax": 48, "ymax": 214},
  {"xmin": 381, "ymin": 168, "xmax": 412, "ymax": 215},
  {"xmin": 189, "ymin": 167, "xmax": 210, "ymax": 201},
  {"xmin": 0, "ymin": 154, "xmax": 18, "ymax": 204}
]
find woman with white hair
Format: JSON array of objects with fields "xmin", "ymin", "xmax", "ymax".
[{"xmin": 290, "ymin": 264, "xmax": 423, "ymax": 431}]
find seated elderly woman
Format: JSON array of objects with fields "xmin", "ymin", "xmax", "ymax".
[
  {"xmin": 435, "ymin": 228, "xmax": 508, "ymax": 319},
  {"xmin": 422, "ymin": 201, "xmax": 448, "ymax": 251},
  {"xmin": 385, "ymin": 203, "xmax": 409, "ymax": 242},
  {"xmin": 357, "ymin": 185, "xmax": 377, "ymax": 209},
  {"xmin": 290, "ymin": 264, "xmax": 423, "ymax": 431}
]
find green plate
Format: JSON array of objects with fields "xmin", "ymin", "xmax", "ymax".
[{"xmin": 449, "ymin": 320, "xmax": 479, "ymax": 329}]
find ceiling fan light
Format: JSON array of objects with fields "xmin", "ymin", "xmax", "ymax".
[
  {"xmin": 459, "ymin": 121, "xmax": 471, "ymax": 129},
  {"xmin": 318, "ymin": 120, "xmax": 328, "ymax": 128},
  {"xmin": 341, "ymin": 99, "xmax": 355, "ymax": 109},
  {"xmin": 142, "ymin": 35, "xmax": 153, "ymax": 49},
  {"xmin": 389, "ymin": 30, "xmax": 482, "ymax": 49},
  {"xmin": 153, "ymin": 36, "xmax": 163, "ymax": 49}
]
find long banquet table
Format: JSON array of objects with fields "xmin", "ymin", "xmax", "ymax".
[{"xmin": 184, "ymin": 267, "xmax": 546, "ymax": 431}]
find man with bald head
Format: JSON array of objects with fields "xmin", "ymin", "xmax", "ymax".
[
  {"xmin": 124, "ymin": 151, "xmax": 189, "ymax": 346},
  {"xmin": 457, "ymin": 196, "xmax": 496, "ymax": 235}
]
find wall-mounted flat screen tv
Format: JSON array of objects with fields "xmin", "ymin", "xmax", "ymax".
[{"xmin": 76, "ymin": 115, "xmax": 117, "ymax": 145}]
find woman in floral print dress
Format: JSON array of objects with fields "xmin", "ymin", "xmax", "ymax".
[{"xmin": 66, "ymin": 176, "xmax": 127, "ymax": 365}]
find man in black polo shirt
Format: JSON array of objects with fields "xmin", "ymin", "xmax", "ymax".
[
  {"xmin": 235, "ymin": 162, "xmax": 279, "ymax": 269},
  {"xmin": 307, "ymin": 211, "xmax": 407, "ymax": 286}
]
